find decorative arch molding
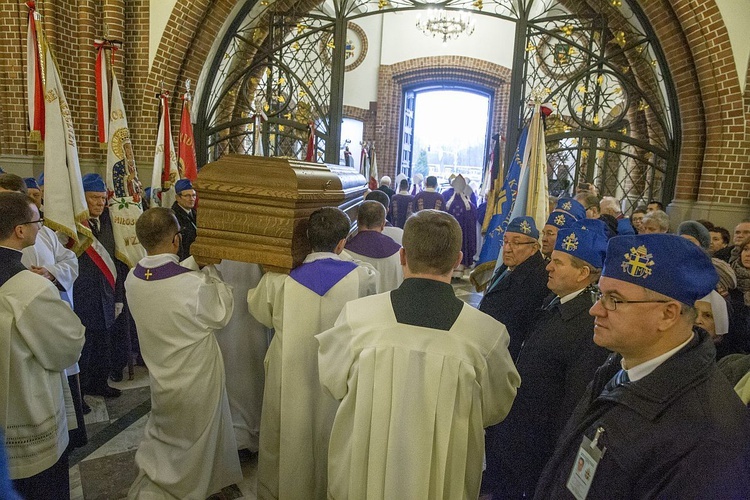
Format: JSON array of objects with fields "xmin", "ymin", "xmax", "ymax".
[
  {"xmin": 641, "ymin": 0, "xmax": 749, "ymax": 207},
  {"xmin": 375, "ymin": 56, "xmax": 512, "ymax": 178},
  {"xmin": 142, "ymin": 0, "xmax": 749, "ymax": 213}
]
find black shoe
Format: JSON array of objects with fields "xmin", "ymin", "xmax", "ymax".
[
  {"xmin": 110, "ymin": 370, "xmax": 124, "ymax": 382},
  {"xmin": 81, "ymin": 399, "xmax": 92, "ymax": 415},
  {"xmin": 87, "ymin": 385, "xmax": 122, "ymax": 398}
]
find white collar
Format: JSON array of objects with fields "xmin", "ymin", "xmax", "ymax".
[
  {"xmin": 304, "ymin": 251, "xmax": 341, "ymax": 264},
  {"xmin": 622, "ymin": 333, "xmax": 694, "ymax": 382},
  {"xmin": 559, "ymin": 288, "xmax": 586, "ymax": 305},
  {"xmin": 424, "ymin": 187, "xmax": 437, "ymax": 192},
  {"xmin": 0, "ymin": 245, "xmax": 23, "ymax": 254},
  {"xmin": 139, "ymin": 253, "xmax": 180, "ymax": 267}
]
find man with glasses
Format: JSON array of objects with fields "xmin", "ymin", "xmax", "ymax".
[
  {"xmin": 171, "ymin": 178, "xmax": 197, "ymax": 260},
  {"xmin": 0, "ymin": 192, "xmax": 85, "ymax": 499},
  {"xmin": 535, "ymin": 234, "xmax": 750, "ymax": 498},
  {"xmin": 486, "ymin": 219, "xmax": 610, "ymax": 498},
  {"xmin": 479, "ymin": 216, "xmax": 550, "ymax": 360}
]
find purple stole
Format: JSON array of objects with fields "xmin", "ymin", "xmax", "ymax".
[
  {"xmin": 289, "ymin": 258, "xmax": 358, "ymax": 296},
  {"xmin": 346, "ymin": 231, "xmax": 401, "ymax": 259},
  {"xmin": 133, "ymin": 261, "xmax": 192, "ymax": 281}
]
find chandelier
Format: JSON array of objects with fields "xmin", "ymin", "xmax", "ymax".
[{"xmin": 416, "ymin": 10, "xmax": 476, "ymax": 43}]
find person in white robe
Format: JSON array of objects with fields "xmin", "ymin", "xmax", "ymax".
[
  {"xmin": 214, "ymin": 260, "xmax": 269, "ymax": 453},
  {"xmin": 364, "ymin": 190, "xmax": 404, "ymax": 245},
  {"xmin": 345, "ymin": 200, "xmax": 403, "ymax": 292},
  {"xmin": 0, "ymin": 173, "xmax": 85, "ymax": 444},
  {"xmin": 248, "ymin": 207, "xmax": 377, "ymax": 500},
  {"xmin": 0, "ymin": 192, "xmax": 85, "ymax": 497},
  {"xmin": 125, "ymin": 208, "xmax": 241, "ymax": 500},
  {"xmin": 317, "ymin": 209, "xmax": 520, "ymax": 499}
]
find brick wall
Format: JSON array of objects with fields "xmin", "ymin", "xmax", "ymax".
[{"xmin": 0, "ymin": 0, "xmax": 747, "ymax": 211}]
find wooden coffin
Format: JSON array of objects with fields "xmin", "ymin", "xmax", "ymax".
[{"xmin": 191, "ymin": 155, "xmax": 367, "ymax": 272}]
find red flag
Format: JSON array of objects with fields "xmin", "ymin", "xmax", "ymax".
[
  {"xmin": 304, "ymin": 121, "xmax": 316, "ymax": 162},
  {"xmin": 26, "ymin": 1, "xmax": 44, "ymax": 142},
  {"xmin": 178, "ymin": 95, "xmax": 197, "ymax": 181}
]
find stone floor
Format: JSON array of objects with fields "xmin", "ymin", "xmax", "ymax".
[{"xmin": 68, "ymin": 277, "xmax": 483, "ymax": 499}]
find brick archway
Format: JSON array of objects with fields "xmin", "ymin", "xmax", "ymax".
[{"xmin": 374, "ymin": 56, "xmax": 512, "ymax": 179}]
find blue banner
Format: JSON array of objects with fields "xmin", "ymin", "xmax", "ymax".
[{"xmin": 476, "ymin": 127, "xmax": 528, "ymax": 264}]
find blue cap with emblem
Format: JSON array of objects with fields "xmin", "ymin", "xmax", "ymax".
[
  {"xmin": 174, "ymin": 178, "xmax": 193, "ymax": 194},
  {"xmin": 602, "ymin": 234, "xmax": 718, "ymax": 305},
  {"xmin": 546, "ymin": 210, "xmax": 575, "ymax": 229},
  {"xmin": 506, "ymin": 216, "xmax": 539, "ymax": 240},
  {"xmin": 554, "ymin": 218, "xmax": 608, "ymax": 269},
  {"xmin": 82, "ymin": 173, "xmax": 106, "ymax": 192},
  {"xmin": 554, "ymin": 198, "xmax": 586, "ymax": 221},
  {"xmin": 24, "ymin": 177, "xmax": 39, "ymax": 190}
]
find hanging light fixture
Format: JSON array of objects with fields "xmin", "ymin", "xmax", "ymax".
[{"xmin": 416, "ymin": 9, "xmax": 476, "ymax": 43}]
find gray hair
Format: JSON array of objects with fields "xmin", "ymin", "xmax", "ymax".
[{"xmin": 642, "ymin": 210, "xmax": 670, "ymax": 232}]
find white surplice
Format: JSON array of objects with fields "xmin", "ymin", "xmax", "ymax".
[
  {"xmin": 213, "ymin": 260, "xmax": 269, "ymax": 452},
  {"xmin": 248, "ymin": 252, "xmax": 377, "ymax": 500},
  {"xmin": 317, "ymin": 293, "xmax": 521, "ymax": 499},
  {"xmin": 344, "ymin": 249, "xmax": 403, "ymax": 293},
  {"xmin": 21, "ymin": 225, "xmax": 78, "ymax": 305},
  {"xmin": 125, "ymin": 254, "xmax": 242, "ymax": 500}
]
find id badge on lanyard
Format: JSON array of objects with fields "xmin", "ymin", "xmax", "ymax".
[{"xmin": 566, "ymin": 426, "xmax": 606, "ymax": 500}]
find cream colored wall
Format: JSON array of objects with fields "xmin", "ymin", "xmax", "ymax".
[
  {"xmin": 149, "ymin": 0, "xmax": 178, "ymax": 70},
  {"xmin": 716, "ymin": 0, "xmax": 750, "ymax": 92}
]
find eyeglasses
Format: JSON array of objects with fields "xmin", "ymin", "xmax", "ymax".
[
  {"xmin": 595, "ymin": 291, "xmax": 671, "ymax": 311},
  {"xmin": 18, "ymin": 218, "xmax": 44, "ymax": 227},
  {"xmin": 180, "ymin": 193, "xmax": 197, "ymax": 198},
  {"xmin": 503, "ymin": 240, "xmax": 537, "ymax": 249}
]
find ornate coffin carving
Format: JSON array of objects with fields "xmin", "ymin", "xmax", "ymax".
[{"xmin": 191, "ymin": 155, "xmax": 367, "ymax": 272}]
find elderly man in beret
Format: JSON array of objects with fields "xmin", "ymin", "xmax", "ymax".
[
  {"xmin": 171, "ymin": 178, "xmax": 197, "ymax": 260},
  {"xmin": 479, "ymin": 216, "xmax": 549, "ymax": 359},
  {"xmin": 72, "ymin": 174, "xmax": 126, "ymax": 399},
  {"xmin": 541, "ymin": 198, "xmax": 586, "ymax": 260},
  {"xmin": 535, "ymin": 234, "xmax": 750, "ymax": 498},
  {"xmin": 486, "ymin": 219, "xmax": 610, "ymax": 498}
]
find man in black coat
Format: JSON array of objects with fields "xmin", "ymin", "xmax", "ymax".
[
  {"xmin": 478, "ymin": 216, "xmax": 549, "ymax": 360},
  {"xmin": 484, "ymin": 219, "xmax": 610, "ymax": 498},
  {"xmin": 535, "ymin": 234, "xmax": 750, "ymax": 499},
  {"xmin": 74, "ymin": 174, "xmax": 126, "ymax": 398},
  {"xmin": 171, "ymin": 178, "xmax": 197, "ymax": 261}
]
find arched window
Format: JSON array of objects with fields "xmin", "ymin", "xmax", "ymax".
[{"xmin": 197, "ymin": 0, "xmax": 678, "ymax": 208}]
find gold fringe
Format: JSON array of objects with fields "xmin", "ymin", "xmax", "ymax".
[
  {"xmin": 115, "ymin": 249, "xmax": 134, "ymax": 269},
  {"xmin": 99, "ymin": 142, "xmax": 108, "ymax": 150},
  {"xmin": 29, "ymin": 130, "xmax": 41, "ymax": 142},
  {"xmin": 469, "ymin": 260, "xmax": 497, "ymax": 293}
]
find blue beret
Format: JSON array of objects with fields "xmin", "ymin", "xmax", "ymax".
[
  {"xmin": 506, "ymin": 216, "xmax": 539, "ymax": 239},
  {"xmin": 546, "ymin": 210, "xmax": 575, "ymax": 229},
  {"xmin": 555, "ymin": 198, "xmax": 586, "ymax": 221},
  {"xmin": 144, "ymin": 187, "xmax": 152, "ymax": 198},
  {"xmin": 82, "ymin": 173, "xmax": 106, "ymax": 192},
  {"xmin": 38, "ymin": 172, "xmax": 44, "ymax": 186},
  {"xmin": 174, "ymin": 179, "xmax": 193, "ymax": 194},
  {"xmin": 602, "ymin": 234, "xmax": 718, "ymax": 305},
  {"xmin": 617, "ymin": 218, "xmax": 636, "ymax": 236},
  {"xmin": 24, "ymin": 177, "xmax": 39, "ymax": 190},
  {"xmin": 555, "ymin": 218, "xmax": 608, "ymax": 268}
]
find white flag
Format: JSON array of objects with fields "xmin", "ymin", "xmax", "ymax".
[
  {"xmin": 43, "ymin": 46, "xmax": 92, "ymax": 254},
  {"xmin": 106, "ymin": 74, "xmax": 146, "ymax": 268},
  {"xmin": 151, "ymin": 94, "xmax": 180, "ymax": 208}
]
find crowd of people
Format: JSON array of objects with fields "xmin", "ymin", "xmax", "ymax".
[{"xmin": 1, "ymin": 168, "xmax": 750, "ymax": 499}]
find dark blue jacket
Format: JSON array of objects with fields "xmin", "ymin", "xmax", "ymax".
[{"xmin": 535, "ymin": 330, "xmax": 750, "ymax": 499}]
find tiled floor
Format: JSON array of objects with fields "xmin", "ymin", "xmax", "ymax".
[{"xmin": 69, "ymin": 278, "xmax": 484, "ymax": 499}]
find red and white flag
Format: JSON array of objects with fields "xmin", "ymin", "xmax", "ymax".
[
  {"xmin": 304, "ymin": 121, "xmax": 316, "ymax": 162},
  {"xmin": 106, "ymin": 73, "xmax": 145, "ymax": 268},
  {"xmin": 151, "ymin": 92, "xmax": 180, "ymax": 208},
  {"xmin": 37, "ymin": 19, "xmax": 91, "ymax": 254},
  {"xmin": 178, "ymin": 94, "xmax": 197, "ymax": 181},
  {"xmin": 368, "ymin": 145, "xmax": 379, "ymax": 191},
  {"xmin": 26, "ymin": 1, "xmax": 44, "ymax": 143}
]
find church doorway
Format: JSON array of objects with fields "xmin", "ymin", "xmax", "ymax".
[{"xmin": 401, "ymin": 88, "xmax": 491, "ymax": 188}]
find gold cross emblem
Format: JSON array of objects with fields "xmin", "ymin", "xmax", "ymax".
[
  {"xmin": 555, "ymin": 214, "xmax": 566, "ymax": 226},
  {"xmin": 562, "ymin": 201, "xmax": 572, "ymax": 211},
  {"xmin": 562, "ymin": 232, "xmax": 579, "ymax": 251},
  {"xmin": 621, "ymin": 245, "xmax": 654, "ymax": 278},
  {"xmin": 520, "ymin": 220, "xmax": 532, "ymax": 234},
  {"xmin": 144, "ymin": 269, "xmax": 153, "ymax": 280}
]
